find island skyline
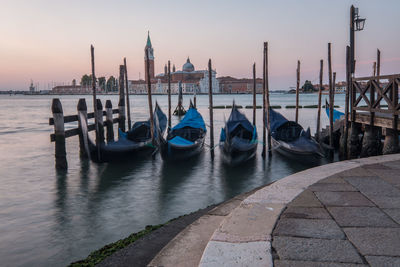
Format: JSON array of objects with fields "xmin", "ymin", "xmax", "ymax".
[{"xmin": 1, "ymin": 0, "xmax": 400, "ymax": 91}]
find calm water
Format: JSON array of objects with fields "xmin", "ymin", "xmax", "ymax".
[{"xmin": 0, "ymin": 93, "xmax": 344, "ymax": 267}]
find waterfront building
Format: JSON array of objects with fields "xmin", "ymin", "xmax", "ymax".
[
  {"xmin": 129, "ymin": 33, "xmax": 220, "ymax": 94},
  {"xmin": 51, "ymin": 85, "xmax": 94, "ymax": 94},
  {"xmin": 217, "ymin": 76, "xmax": 263, "ymax": 94}
]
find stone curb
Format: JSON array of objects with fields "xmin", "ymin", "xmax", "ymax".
[{"xmin": 199, "ymin": 153, "xmax": 400, "ymax": 267}]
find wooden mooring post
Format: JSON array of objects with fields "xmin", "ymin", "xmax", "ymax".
[
  {"xmin": 167, "ymin": 60, "xmax": 172, "ymax": 129},
  {"xmin": 91, "ymin": 45, "xmax": 101, "ymax": 162},
  {"xmin": 328, "ymin": 43, "xmax": 334, "ymax": 158},
  {"xmin": 124, "ymin": 58, "xmax": 132, "ymax": 130},
  {"xmin": 49, "ymin": 98, "xmax": 120, "ymax": 168},
  {"xmin": 262, "ymin": 42, "xmax": 267, "ymax": 158},
  {"xmin": 96, "ymin": 99, "xmax": 105, "ymax": 146},
  {"xmin": 146, "ymin": 48, "xmax": 155, "ymax": 146},
  {"xmin": 295, "ymin": 60, "xmax": 300, "ymax": 123},
  {"xmin": 316, "ymin": 59, "xmax": 323, "ymax": 141},
  {"xmin": 208, "ymin": 59, "xmax": 214, "ymax": 158},
  {"xmin": 265, "ymin": 43, "xmax": 271, "ymax": 155},
  {"xmin": 118, "ymin": 65, "xmax": 126, "ymax": 134},
  {"xmin": 340, "ymin": 46, "xmax": 351, "ymax": 159},
  {"xmin": 252, "ymin": 62, "xmax": 256, "ymax": 126},
  {"xmin": 52, "ymin": 98, "xmax": 67, "ymax": 169},
  {"xmin": 77, "ymin": 98, "xmax": 88, "ymax": 157},
  {"xmin": 105, "ymin": 100, "xmax": 114, "ymax": 142}
]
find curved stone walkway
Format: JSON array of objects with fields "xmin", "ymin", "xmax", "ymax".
[
  {"xmin": 272, "ymin": 161, "xmax": 400, "ymax": 266},
  {"xmin": 199, "ymin": 154, "xmax": 400, "ymax": 267}
]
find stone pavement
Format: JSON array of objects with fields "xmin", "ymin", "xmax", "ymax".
[
  {"xmin": 272, "ymin": 161, "xmax": 400, "ymax": 267},
  {"xmin": 199, "ymin": 154, "xmax": 400, "ymax": 267}
]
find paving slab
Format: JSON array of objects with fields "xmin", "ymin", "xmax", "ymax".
[
  {"xmin": 212, "ymin": 203, "xmax": 284, "ymax": 242},
  {"xmin": 370, "ymin": 169, "xmax": 400, "ymax": 189},
  {"xmin": 317, "ymin": 175, "xmax": 347, "ymax": 184},
  {"xmin": 364, "ymin": 194, "xmax": 400, "ymax": 209},
  {"xmin": 272, "ymin": 236, "xmax": 363, "ymax": 263},
  {"xmin": 281, "ymin": 207, "xmax": 331, "ymax": 219},
  {"xmin": 243, "ymin": 186, "xmax": 303, "ymax": 205},
  {"xmin": 148, "ymin": 215, "xmax": 225, "ymax": 267},
  {"xmin": 327, "ymin": 207, "xmax": 399, "ymax": 227},
  {"xmin": 314, "ymin": 191, "xmax": 375, "ymax": 207},
  {"xmin": 380, "ymin": 160, "xmax": 400, "ymax": 170},
  {"xmin": 365, "ymin": 256, "xmax": 400, "ymax": 267},
  {"xmin": 288, "ymin": 190, "xmax": 322, "ymax": 207},
  {"xmin": 308, "ymin": 182, "xmax": 357, "ymax": 192},
  {"xmin": 362, "ymin": 163, "xmax": 388, "ymax": 169},
  {"xmin": 343, "ymin": 227, "xmax": 400, "ymax": 256},
  {"xmin": 344, "ymin": 176, "xmax": 400, "ymax": 196},
  {"xmin": 383, "ymin": 208, "xmax": 400, "ymax": 224},
  {"xmin": 208, "ymin": 198, "xmax": 242, "ymax": 216},
  {"xmin": 338, "ymin": 167, "xmax": 375, "ymax": 177},
  {"xmin": 199, "ymin": 240, "xmax": 272, "ymax": 267},
  {"xmin": 274, "ymin": 260, "xmax": 367, "ymax": 267},
  {"xmin": 273, "ymin": 218, "xmax": 345, "ymax": 239}
]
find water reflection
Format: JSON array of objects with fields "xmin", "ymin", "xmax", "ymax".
[{"xmin": 219, "ymin": 157, "xmax": 258, "ymax": 198}]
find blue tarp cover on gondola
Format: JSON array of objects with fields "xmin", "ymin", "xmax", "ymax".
[
  {"xmin": 325, "ymin": 105, "xmax": 344, "ymax": 123},
  {"xmin": 269, "ymin": 108, "xmax": 289, "ymax": 132},
  {"xmin": 169, "ymin": 136, "xmax": 194, "ymax": 146},
  {"xmin": 172, "ymin": 107, "xmax": 206, "ymax": 131},
  {"xmin": 226, "ymin": 107, "xmax": 254, "ymax": 134}
]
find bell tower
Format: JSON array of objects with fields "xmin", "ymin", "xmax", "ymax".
[{"xmin": 144, "ymin": 31, "xmax": 155, "ymax": 80}]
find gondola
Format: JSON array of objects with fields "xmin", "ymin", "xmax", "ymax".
[
  {"xmin": 325, "ymin": 99, "xmax": 344, "ymax": 122},
  {"xmin": 219, "ymin": 104, "xmax": 258, "ymax": 165},
  {"xmin": 160, "ymin": 102, "xmax": 206, "ymax": 161},
  {"xmin": 84, "ymin": 102, "xmax": 167, "ymax": 162},
  {"xmin": 269, "ymin": 107, "xmax": 323, "ymax": 163}
]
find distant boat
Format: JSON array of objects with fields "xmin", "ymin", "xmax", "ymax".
[
  {"xmin": 219, "ymin": 104, "xmax": 258, "ymax": 165},
  {"xmin": 160, "ymin": 102, "xmax": 206, "ymax": 160},
  {"xmin": 325, "ymin": 99, "xmax": 344, "ymax": 122},
  {"xmin": 84, "ymin": 102, "xmax": 167, "ymax": 162},
  {"xmin": 268, "ymin": 108, "xmax": 323, "ymax": 162}
]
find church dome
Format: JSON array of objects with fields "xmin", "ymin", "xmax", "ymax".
[{"xmin": 182, "ymin": 57, "xmax": 195, "ymax": 72}]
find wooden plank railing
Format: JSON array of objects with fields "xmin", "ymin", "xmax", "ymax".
[
  {"xmin": 49, "ymin": 98, "xmax": 124, "ymax": 169},
  {"xmin": 351, "ymin": 74, "xmax": 400, "ymax": 128}
]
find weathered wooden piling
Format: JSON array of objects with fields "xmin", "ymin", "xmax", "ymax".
[
  {"xmin": 360, "ymin": 67, "xmax": 381, "ymax": 157},
  {"xmin": 265, "ymin": 43, "xmax": 271, "ymax": 155},
  {"xmin": 105, "ymin": 100, "xmax": 114, "ymax": 142},
  {"xmin": 96, "ymin": 99, "xmax": 105, "ymax": 145},
  {"xmin": 146, "ymin": 49, "xmax": 155, "ymax": 145},
  {"xmin": 262, "ymin": 43, "xmax": 267, "ymax": 158},
  {"xmin": 360, "ymin": 125, "xmax": 380, "ymax": 157},
  {"xmin": 208, "ymin": 59, "xmax": 214, "ymax": 158},
  {"xmin": 383, "ymin": 76, "xmax": 399, "ymax": 154},
  {"xmin": 340, "ymin": 46, "xmax": 351, "ymax": 159},
  {"xmin": 373, "ymin": 62, "xmax": 377, "ymax": 76},
  {"xmin": 377, "ymin": 49, "xmax": 381, "ymax": 80},
  {"xmin": 295, "ymin": 60, "xmax": 300, "ymax": 123},
  {"xmin": 124, "ymin": 58, "xmax": 132, "ymax": 130},
  {"xmin": 193, "ymin": 86, "xmax": 197, "ymax": 109},
  {"xmin": 91, "ymin": 45, "xmax": 101, "ymax": 161},
  {"xmin": 316, "ymin": 59, "xmax": 323, "ymax": 141},
  {"xmin": 77, "ymin": 98, "xmax": 88, "ymax": 157},
  {"xmin": 167, "ymin": 60, "xmax": 171, "ymax": 129},
  {"xmin": 52, "ymin": 98, "xmax": 68, "ymax": 169},
  {"xmin": 252, "ymin": 63, "xmax": 256, "ymax": 126},
  {"xmin": 328, "ymin": 43, "xmax": 334, "ymax": 155},
  {"xmin": 118, "ymin": 65, "xmax": 126, "ymax": 134}
]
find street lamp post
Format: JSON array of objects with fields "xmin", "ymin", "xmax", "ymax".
[{"xmin": 350, "ymin": 5, "xmax": 366, "ymax": 75}]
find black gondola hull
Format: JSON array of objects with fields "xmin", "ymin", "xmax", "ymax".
[
  {"xmin": 220, "ymin": 142, "xmax": 257, "ymax": 165},
  {"xmin": 272, "ymin": 138, "xmax": 323, "ymax": 165},
  {"xmin": 160, "ymin": 136, "xmax": 205, "ymax": 161}
]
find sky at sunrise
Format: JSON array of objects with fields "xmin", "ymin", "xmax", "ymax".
[{"xmin": 1, "ymin": 0, "xmax": 399, "ymax": 90}]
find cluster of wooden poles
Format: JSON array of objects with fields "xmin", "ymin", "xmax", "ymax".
[{"xmin": 51, "ymin": 41, "xmax": 373, "ymax": 169}]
